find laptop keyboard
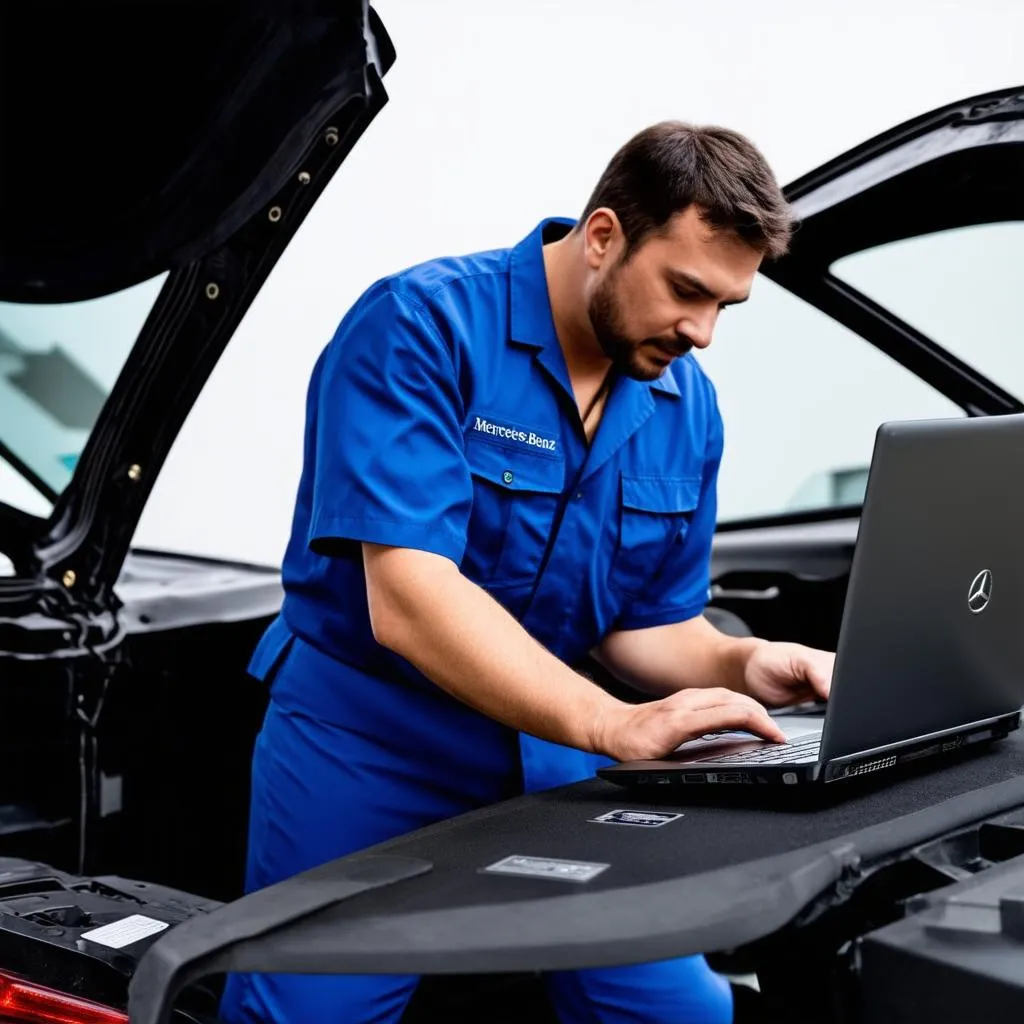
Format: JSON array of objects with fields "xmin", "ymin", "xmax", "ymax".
[{"xmin": 693, "ymin": 737, "xmax": 821, "ymax": 766}]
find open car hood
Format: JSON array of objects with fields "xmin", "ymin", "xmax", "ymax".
[
  {"xmin": 764, "ymin": 85, "xmax": 1024, "ymax": 418},
  {"xmin": 0, "ymin": 0, "xmax": 394, "ymax": 619}
]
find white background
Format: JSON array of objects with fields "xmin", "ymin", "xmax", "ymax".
[{"xmin": 123, "ymin": 0, "xmax": 1024, "ymax": 566}]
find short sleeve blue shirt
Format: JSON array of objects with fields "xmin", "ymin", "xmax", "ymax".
[{"xmin": 251, "ymin": 218, "xmax": 724, "ymax": 790}]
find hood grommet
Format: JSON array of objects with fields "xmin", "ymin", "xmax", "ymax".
[
  {"xmin": 298, "ymin": 171, "xmax": 311, "ymax": 185},
  {"xmin": 324, "ymin": 126, "xmax": 339, "ymax": 146},
  {"xmin": 127, "ymin": 464, "xmax": 142, "ymax": 482},
  {"xmin": 268, "ymin": 206, "xmax": 282, "ymax": 223},
  {"xmin": 205, "ymin": 282, "xmax": 220, "ymax": 300},
  {"xmin": 62, "ymin": 569, "xmax": 77, "ymax": 589}
]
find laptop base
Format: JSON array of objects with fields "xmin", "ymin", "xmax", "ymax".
[{"xmin": 598, "ymin": 712, "xmax": 1021, "ymax": 792}]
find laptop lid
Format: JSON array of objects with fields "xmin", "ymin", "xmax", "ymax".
[{"xmin": 819, "ymin": 414, "xmax": 1024, "ymax": 765}]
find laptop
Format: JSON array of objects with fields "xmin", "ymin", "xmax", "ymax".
[{"xmin": 599, "ymin": 414, "xmax": 1024, "ymax": 791}]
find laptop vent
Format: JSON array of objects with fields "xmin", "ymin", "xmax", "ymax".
[{"xmin": 844, "ymin": 755, "xmax": 897, "ymax": 778}]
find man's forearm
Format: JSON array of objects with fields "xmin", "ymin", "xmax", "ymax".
[
  {"xmin": 364, "ymin": 544, "xmax": 624, "ymax": 753},
  {"xmin": 595, "ymin": 614, "xmax": 767, "ymax": 698}
]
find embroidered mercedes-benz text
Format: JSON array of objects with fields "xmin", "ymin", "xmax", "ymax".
[{"xmin": 472, "ymin": 415, "xmax": 558, "ymax": 453}]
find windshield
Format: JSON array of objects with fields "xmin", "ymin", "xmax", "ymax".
[
  {"xmin": 831, "ymin": 222, "xmax": 1024, "ymax": 398},
  {"xmin": 0, "ymin": 274, "xmax": 167, "ymax": 516}
]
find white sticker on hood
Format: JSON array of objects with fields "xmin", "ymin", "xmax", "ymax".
[
  {"xmin": 482, "ymin": 855, "xmax": 609, "ymax": 883},
  {"xmin": 80, "ymin": 914, "xmax": 169, "ymax": 949}
]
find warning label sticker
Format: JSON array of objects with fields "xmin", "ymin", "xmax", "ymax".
[
  {"xmin": 589, "ymin": 809, "xmax": 684, "ymax": 828},
  {"xmin": 483, "ymin": 855, "xmax": 609, "ymax": 883}
]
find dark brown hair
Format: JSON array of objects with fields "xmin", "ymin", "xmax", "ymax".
[{"xmin": 579, "ymin": 121, "xmax": 793, "ymax": 259}]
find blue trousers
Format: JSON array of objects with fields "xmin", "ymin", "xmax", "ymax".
[{"xmin": 219, "ymin": 685, "xmax": 732, "ymax": 1023}]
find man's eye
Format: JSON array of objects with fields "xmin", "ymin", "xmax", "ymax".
[{"xmin": 674, "ymin": 286, "xmax": 697, "ymax": 301}]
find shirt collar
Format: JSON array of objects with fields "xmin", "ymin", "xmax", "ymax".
[
  {"xmin": 649, "ymin": 366, "xmax": 681, "ymax": 397},
  {"xmin": 509, "ymin": 217, "xmax": 574, "ymax": 350},
  {"xmin": 508, "ymin": 216, "xmax": 681, "ymax": 399}
]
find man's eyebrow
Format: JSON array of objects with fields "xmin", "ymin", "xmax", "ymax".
[{"xmin": 668, "ymin": 269, "xmax": 749, "ymax": 306}]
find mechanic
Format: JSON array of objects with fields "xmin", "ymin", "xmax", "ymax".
[{"xmin": 220, "ymin": 122, "xmax": 834, "ymax": 1024}]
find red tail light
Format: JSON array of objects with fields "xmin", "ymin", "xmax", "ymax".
[{"xmin": 0, "ymin": 972, "xmax": 128, "ymax": 1024}]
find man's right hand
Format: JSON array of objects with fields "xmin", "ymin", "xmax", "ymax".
[{"xmin": 593, "ymin": 687, "xmax": 787, "ymax": 763}]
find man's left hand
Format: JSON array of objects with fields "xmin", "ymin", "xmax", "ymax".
[{"xmin": 743, "ymin": 642, "xmax": 834, "ymax": 707}]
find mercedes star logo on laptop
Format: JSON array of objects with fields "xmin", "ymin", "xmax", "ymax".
[{"xmin": 968, "ymin": 569, "xmax": 993, "ymax": 614}]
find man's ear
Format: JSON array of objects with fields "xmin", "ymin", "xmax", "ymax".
[{"xmin": 583, "ymin": 208, "xmax": 621, "ymax": 270}]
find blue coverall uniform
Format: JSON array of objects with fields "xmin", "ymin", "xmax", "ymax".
[{"xmin": 219, "ymin": 218, "xmax": 733, "ymax": 1023}]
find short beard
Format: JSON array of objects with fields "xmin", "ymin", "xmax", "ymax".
[{"xmin": 587, "ymin": 268, "xmax": 672, "ymax": 382}]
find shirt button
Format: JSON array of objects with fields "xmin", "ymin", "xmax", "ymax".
[
  {"xmin": 574, "ymin": 492, "xmax": 583, "ymax": 501},
  {"xmin": 503, "ymin": 470, "xmax": 514, "ymax": 485}
]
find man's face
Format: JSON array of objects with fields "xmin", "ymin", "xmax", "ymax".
[{"xmin": 585, "ymin": 205, "xmax": 762, "ymax": 381}]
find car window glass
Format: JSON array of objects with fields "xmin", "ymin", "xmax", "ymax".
[
  {"xmin": 0, "ymin": 275, "xmax": 168, "ymax": 517},
  {"xmin": 696, "ymin": 276, "xmax": 962, "ymax": 523},
  {"xmin": 0, "ymin": 454, "xmax": 52, "ymax": 518},
  {"xmin": 831, "ymin": 223, "xmax": 1023, "ymax": 399}
]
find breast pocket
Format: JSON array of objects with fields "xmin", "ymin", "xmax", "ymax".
[
  {"xmin": 611, "ymin": 475, "xmax": 702, "ymax": 598},
  {"xmin": 463, "ymin": 439, "xmax": 565, "ymax": 588}
]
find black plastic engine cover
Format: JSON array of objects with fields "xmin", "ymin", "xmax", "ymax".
[{"xmin": 0, "ymin": 857, "xmax": 221, "ymax": 1018}]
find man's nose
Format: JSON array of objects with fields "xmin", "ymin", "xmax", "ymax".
[{"xmin": 676, "ymin": 316, "xmax": 713, "ymax": 351}]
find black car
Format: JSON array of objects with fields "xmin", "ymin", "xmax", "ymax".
[{"xmin": 1, "ymin": 2, "xmax": 1023, "ymax": 1019}]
